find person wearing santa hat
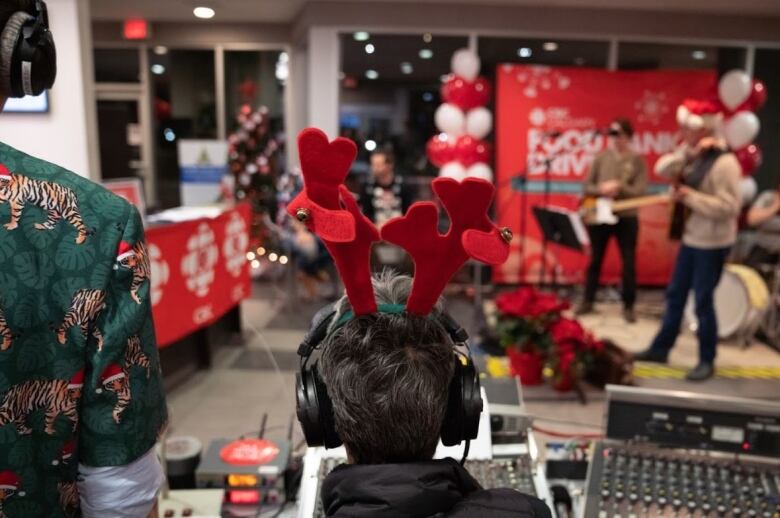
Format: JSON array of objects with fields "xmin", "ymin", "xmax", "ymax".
[
  {"xmin": 0, "ymin": 2, "xmax": 167, "ymax": 516},
  {"xmin": 634, "ymin": 98, "xmax": 741, "ymax": 381}
]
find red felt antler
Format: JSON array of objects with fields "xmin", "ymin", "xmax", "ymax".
[
  {"xmin": 287, "ymin": 128, "xmax": 380, "ymax": 315},
  {"xmin": 381, "ymin": 177, "xmax": 511, "ymax": 315}
]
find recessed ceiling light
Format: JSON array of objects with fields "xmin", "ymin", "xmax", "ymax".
[
  {"xmin": 542, "ymin": 41, "xmax": 558, "ymax": 52},
  {"xmin": 193, "ymin": 6, "xmax": 215, "ymax": 19},
  {"xmin": 365, "ymin": 69, "xmax": 379, "ymax": 80},
  {"xmin": 365, "ymin": 140, "xmax": 377, "ymax": 151},
  {"xmin": 692, "ymin": 50, "xmax": 707, "ymax": 60},
  {"xmin": 400, "ymin": 62, "xmax": 413, "ymax": 74},
  {"xmin": 151, "ymin": 64, "xmax": 166, "ymax": 75},
  {"xmin": 419, "ymin": 48, "xmax": 433, "ymax": 60},
  {"xmin": 517, "ymin": 47, "xmax": 532, "ymax": 58},
  {"xmin": 353, "ymin": 31, "xmax": 370, "ymax": 42},
  {"xmin": 365, "ymin": 43, "xmax": 375, "ymax": 54},
  {"xmin": 423, "ymin": 33, "xmax": 433, "ymax": 43},
  {"xmin": 153, "ymin": 45, "xmax": 168, "ymax": 55}
]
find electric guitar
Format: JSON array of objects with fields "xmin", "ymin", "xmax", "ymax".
[{"xmin": 579, "ymin": 194, "xmax": 671, "ymax": 225}]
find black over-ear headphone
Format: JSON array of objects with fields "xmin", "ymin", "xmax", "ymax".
[
  {"xmin": 0, "ymin": 0, "xmax": 56, "ymax": 98},
  {"xmin": 295, "ymin": 304, "xmax": 483, "ymax": 449}
]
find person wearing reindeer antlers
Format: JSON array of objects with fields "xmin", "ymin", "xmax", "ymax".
[{"xmin": 288, "ymin": 129, "xmax": 551, "ymax": 518}]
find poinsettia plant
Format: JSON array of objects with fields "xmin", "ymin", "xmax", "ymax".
[
  {"xmin": 546, "ymin": 318, "xmax": 604, "ymax": 390},
  {"xmin": 495, "ymin": 286, "xmax": 570, "ymax": 354}
]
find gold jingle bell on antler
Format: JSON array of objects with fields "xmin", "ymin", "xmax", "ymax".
[
  {"xmin": 499, "ymin": 227, "xmax": 513, "ymax": 243},
  {"xmin": 295, "ymin": 208, "xmax": 311, "ymax": 222}
]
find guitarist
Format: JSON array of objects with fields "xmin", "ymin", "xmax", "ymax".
[
  {"xmin": 577, "ymin": 118, "xmax": 648, "ymax": 323},
  {"xmin": 634, "ymin": 100, "xmax": 741, "ymax": 381}
]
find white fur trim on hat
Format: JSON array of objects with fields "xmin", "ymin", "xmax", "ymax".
[
  {"xmin": 102, "ymin": 372, "xmax": 125, "ymax": 385},
  {"xmin": 116, "ymin": 250, "xmax": 135, "ymax": 262}
]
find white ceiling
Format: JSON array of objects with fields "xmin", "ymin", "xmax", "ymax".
[{"xmin": 90, "ymin": 0, "xmax": 780, "ymax": 23}]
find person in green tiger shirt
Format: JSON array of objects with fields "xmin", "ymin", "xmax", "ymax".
[{"xmin": 0, "ymin": 1, "xmax": 167, "ymax": 516}]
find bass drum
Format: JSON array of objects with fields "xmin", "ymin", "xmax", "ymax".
[{"xmin": 685, "ymin": 264, "xmax": 769, "ymax": 340}]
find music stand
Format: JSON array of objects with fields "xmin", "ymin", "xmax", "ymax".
[{"xmin": 532, "ymin": 206, "xmax": 589, "ymax": 288}]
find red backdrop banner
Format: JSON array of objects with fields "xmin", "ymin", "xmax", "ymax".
[
  {"xmin": 146, "ymin": 204, "xmax": 251, "ymax": 347},
  {"xmin": 494, "ymin": 66, "xmax": 716, "ymax": 285}
]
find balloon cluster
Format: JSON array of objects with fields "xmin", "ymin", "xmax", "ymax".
[
  {"xmin": 716, "ymin": 70, "xmax": 767, "ymax": 204},
  {"xmin": 426, "ymin": 49, "xmax": 494, "ymax": 182}
]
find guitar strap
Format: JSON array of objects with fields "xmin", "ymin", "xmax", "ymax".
[{"xmin": 684, "ymin": 147, "xmax": 724, "ymax": 189}]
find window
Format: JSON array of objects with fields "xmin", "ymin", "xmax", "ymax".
[{"xmin": 94, "ymin": 48, "xmax": 140, "ymax": 83}]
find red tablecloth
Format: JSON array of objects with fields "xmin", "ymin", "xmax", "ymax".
[{"xmin": 145, "ymin": 203, "xmax": 251, "ymax": 347}]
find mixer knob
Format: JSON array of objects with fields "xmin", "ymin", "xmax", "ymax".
[
  {"xmin": 615, "ymin": 491, "xmax": 625, "ymax": 501},
  {"xmin": 658, "ymin": 497, "xmax": 667, "ymax": 506},
  {"xmin": 687, "ymin": 501, "xmax": 697, "ymax": 511},
  {"xmin": 644, "ymin": 495, "xmax": 653, "ymax": 505},
  {"xmin": 747, "ymin": 510, "xmax": 757, "ymax": 517},
  {"xmin": 673, "ymin": 498, "xmax": 682, "ymax": 508},
  {"xmin": 733, "ymin": 507, "xmax": 742, "ymax": 515},
  {"xmin": 601, "ymin": 489, "xmax": 610, "ymax": 499},
  {"xmin": 702, "ymin": 503, "xmax": 712, "ymax": 513},
  {"xmin": 629, "ymin": 493, "xmax": 639, "ymax": 503},
  {"xmin": 717, "ymin": 504, "xmax": 727, "ymax": 514}
]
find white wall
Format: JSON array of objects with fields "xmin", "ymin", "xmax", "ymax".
[{"xmin": 0, "ymin": 0, "xmax": 98, "ymax": 179}]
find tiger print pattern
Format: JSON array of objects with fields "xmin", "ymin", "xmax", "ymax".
[
  {"xmin": 117, "ymin": 241, "xmax": 150, "ymax": 305},
  {"xmin": 0, "ymin": 380, "xmax": 79, "ymax": 435},
  {"xmin": 125, "ymin": 335, "xmax": 151, "ymax": 379},
  {"xmin": 103, "ymin": 376, "xmax": 131, "ymax": 424},
  {"xmin": 55, "ymin": 289, "xmax": 106, "ymax": 351},
  {"xmin": 0, "ymin": 173, "xmax": 91, "ymax": 244},
  {"xmin": 0, "ymin": 306, "xmax": 11, "ymax": 351},
  {"xmin": 57, "ymin": 481, "xmax": 79, "ymax": 517}
]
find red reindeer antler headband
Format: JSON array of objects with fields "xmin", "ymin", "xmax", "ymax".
[{"xmin": 287, "ymin": 128, "xmax": 511, "ymax": 316}]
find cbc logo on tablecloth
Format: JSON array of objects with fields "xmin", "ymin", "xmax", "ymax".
[
  {"xmin": 223, "ymin": 211, "xmax": 249, "ymax": 278},
  {"xmin": 148, "ymin": 243, "xmax": 169, "ymax": 306},
  {"xmin": 181, "ymin": 223, "xmax": 219, "ymax": 297}
]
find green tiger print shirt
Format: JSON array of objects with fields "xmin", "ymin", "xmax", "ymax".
[{"xmin": 0, "ymin": 141, "xmax": 168, "ymax": 517}]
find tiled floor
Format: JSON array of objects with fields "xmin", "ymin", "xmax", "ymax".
[{"xmin": 165, "ymin": 283, "xmax": 780, "ymax": 452}]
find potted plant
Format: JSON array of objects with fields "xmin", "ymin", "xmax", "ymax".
[
  {"xmin": 495, "ymin": 287, "xmax": 570, "ymax": 385},
  {"xmin": 546, "ymin": 317, "xmax": 604, "ymax": 392}
]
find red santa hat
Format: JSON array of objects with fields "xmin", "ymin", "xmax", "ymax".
[
  {"xmin": 116, "ymin": 241, "xmax": 135, "ymax": 262},
  {"xmin": 52, "ymin": 441, "xmax": 75, "ymax": 466},
  {"xmin": 96, "ymin": 364, "xmax": 125, "ymax": 393},
  {"xmin": 68, "ymin": 369, "xmax": 84, "ymax": 390},
  {"xmin": 0, "ymin": 471, "xmax": 23, "ymax": 496},
  {"xmin": 676, "ymin": 98, "xmax": 722, "ymax": 130},
  {"xmin": 0, "ymin": 164, "xmax": 10, "ymax": 180}
]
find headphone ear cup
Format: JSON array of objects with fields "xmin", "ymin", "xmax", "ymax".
[
  {"xmin": 312, "ymin": 364, "xmax": 342, "ymax": 449},
  {"xmin": 0, "ymin": 12, "xmax": 33, "ymax": 97},
  {"xmin": 440, "ymin": 357, "xmax": 483, "ymax": 446},
  {"xmin": 295, "ymin": 364, "xmax": 343, "ymax": 449},
  {"xmin": 460, "ymin": 359, "xmax": 483, "ymax": 441}
]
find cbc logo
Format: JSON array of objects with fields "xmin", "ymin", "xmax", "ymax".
[
  {"xmin": 223, "ymin": 212, "xmax": 249, "ymax": 278},
  {"xmin": 181, "ymin": 223, "xmax": 219, "ymax": 297},
  {"xmin": 148, "ymin": 243, "xmax": 169, "ymax": 306}
]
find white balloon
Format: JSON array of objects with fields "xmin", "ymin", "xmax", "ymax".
[
  {"xmin": 439, "ymin": 161, "xmax": 466, "ymax": 181},
  {"xmin": 676, "ymin": 105, "xmax": 690, "ymax": 126},
  {"xmin": 718, "ymin": 70, "xmax": 752, "ymax": 111},
  {"xmin": 740, "ymin": 177, "xmax": 758, "ymax": 206},
  {"xmin": 451, "ymin": 49, "xmax": 480, "ymax": 81},
  {"xmin": 434, "ymin": 103, "xmax": 465, "ymax": 136},
  {"xmin": 465, "ymin": 107, "xmax": 493, "ymax": 139},
  {"xmin": 724, "ymin": 111, "xmax": 760, "ymax": 150},
  {"xmin": 466, "ymin": 163, "xmax": 493, "ymax": 182}
]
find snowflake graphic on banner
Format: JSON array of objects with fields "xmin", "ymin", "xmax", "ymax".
[
  {"xmin": 181, "ymin": 223, "xmax": 219, "ymax": 297},
  {"xmin": 223, "ymin": 212, "xmax": 249, "ymax": 278},
  {"xmin": 511, "ymin": 66, "xmax": 571, "ymax": 99},
  {"xmin": 634, "ymin": 90, "xmax": 669, "ymax": 126},
  {"xmin": 148, "ymin": 243, "xmax": 169, "ymax": 306}
]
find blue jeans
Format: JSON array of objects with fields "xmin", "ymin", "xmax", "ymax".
[{"xmin": 648, "ymin": 244, "xmax": 730, "ymax": 364}]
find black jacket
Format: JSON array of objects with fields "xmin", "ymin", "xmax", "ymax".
[{"xmin": 320, "ymin": 458, "xmax": 553, "ymax": 518}]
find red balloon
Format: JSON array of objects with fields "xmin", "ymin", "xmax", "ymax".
[
  {"xmin": 455, "ymin": 136, "xmax": 492, "ymax": 167},
  {"xmin": 735, "ymin": 144, "xmax": 763, "ymax": 176},
  {"xmin": 441, "ymin": 75, "xmax": 492, "ymax": 111},
  {"xmin": 426, "ymin": 133, "xmax": 455, "ymax": 167},
  {"xmin": 750, "ymin": 80, "xmax": 768, "ymax": 111}
]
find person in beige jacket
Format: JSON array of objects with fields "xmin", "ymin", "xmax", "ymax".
[{"xmin": 634, "ymin": 106, "xmax": 741, "ymax": 381}]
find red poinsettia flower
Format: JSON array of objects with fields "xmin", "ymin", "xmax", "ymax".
[
  {"xmin": 549, "ymin": 317, "xmax": 586, "ymax": 345},
  {"xmin": 496, "ymin": 287, "xmax": 570, "ymax": 319}
]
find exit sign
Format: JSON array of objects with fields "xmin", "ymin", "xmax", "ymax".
[{"xmin": 123, "ymin": 19, "xmax": 149, "ymax": 40}]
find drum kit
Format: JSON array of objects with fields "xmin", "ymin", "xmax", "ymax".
[{"xmin": 685, "ymin": 261, "xmax": 780, "ymax": 350}]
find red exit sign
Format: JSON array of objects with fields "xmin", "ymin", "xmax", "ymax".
[{"xmin": 123, "ymin": 19, "xmax": 149, "ymax": 40}]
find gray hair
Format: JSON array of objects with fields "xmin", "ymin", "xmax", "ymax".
[{"xmin": 319, "ymin": 271, "xmax": 455, "ymax": 464}]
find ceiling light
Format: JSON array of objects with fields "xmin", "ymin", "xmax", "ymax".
[
  {"xmin": 193, "ymin": 6, "xmax": 215, "ymax": 19},
  {"xmin": 153, "ymin": 45, "xmax": 168, "ymax": 55},
  {"xmin": 163, "ymin": 128, "xmax": 176, "ymax": 142},
  {"xmin": 517, "ymin": 47, "xmax": 532, "ymax": 58},
  {"xmin": 419, "ymin": 48, "xmax": 433, "ymax": 60},
  {"xmin": 692, "ymin": 50, "xmax": 707, "ymax": 60},
  {"xmin": 400, "ymin": 62, "xmax": 413, "ymax": 74},
  {"xmin": 423, "ymin": 33, "xmax": 433, "ymax": 43},
  {"xmin": 422, "ymin": 92, "xmax": 434, "ymax": 102},
  {"xmin": 542, "ymin": 41, "xmax": 558, "ymax": 52},
  {"xmin": 353, "ymin": 31, "xmax": 370, "ymax": 41},
  {"xmin": 365, "ymin": 43, "xmax": 375, "ymax": 54},
  {"xmin": 365, "ymin": 69, "xmax": 379, "ymax": 80},
  {"xmin": 151, "ymin": 64, "xmax": 166, "ymax": 75},
  {"xmin": 365, "ymin": 140, "xmax": 377, "ymax": 151}
]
